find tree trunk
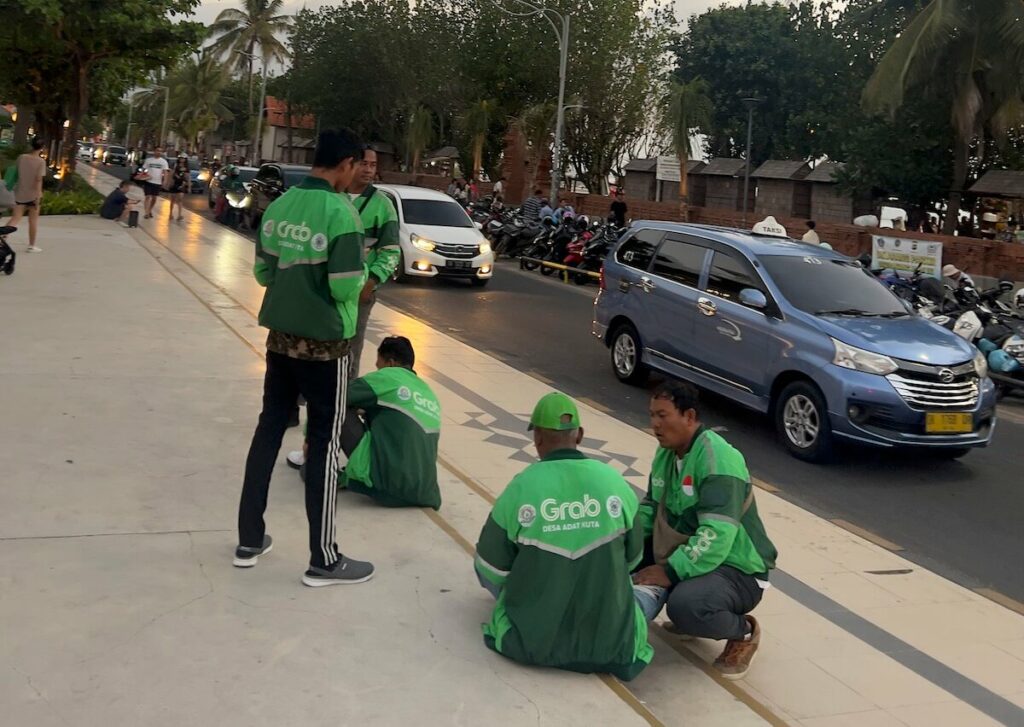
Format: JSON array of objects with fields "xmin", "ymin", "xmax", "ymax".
[
  {"xmin": 412, "ymin": 148, "xmax": 421, "ymax": 172},
  {"xmin": 61, "ymin": 61, "xmax": 90, "ymax": 190},
  {"xmin": 678, "ymin": 150, "xmax": 690, "ymax": 222},
  {"xmin": 472, "ymin": 137, "xmax": 482, "ymax": 180},
  {"xmin": 13, "ymin": 109, "xmax": 31, "ymax": 145},
  {"xmin": 944, "ymin": 136, "xmax": 969, "ymax": 235}
]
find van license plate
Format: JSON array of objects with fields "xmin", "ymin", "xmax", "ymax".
[{"xmin": 925, "ymin": 412, "xmax": 972, "ymax": 433}]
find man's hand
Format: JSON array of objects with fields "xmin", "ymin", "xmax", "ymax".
[
  {"xmin": 359, "ymin": 277, "xmax": 378, "ymax": 304},
  {"xmin": 632, "ymin": 565, "xmax": 672, "ymax": 588}
]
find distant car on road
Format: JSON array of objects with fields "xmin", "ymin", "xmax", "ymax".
[
  {"xmin": 77, "ymin": 143, "xmax": 95, "ymax": 162},
  {"xmin": 102, "ymin": 145, "xmax": 127, "ymax": 166},
  {"xmin": 244, "ymin": 162, "xmax": 311, "ymax": 230},
  {"xmin": 207, "ymin": 165, "xmax": 259, "ymax": 208},
  {"xmin": 186, "ymin": 158, "xmax": 206, "ymax": 194},
  {"xmin": 376, "ymin": 184, "xmax": 494, "ymax": 287},
  {"xmin": 593, "ymin": 221, "xmax": 996, "ymax": 462}
]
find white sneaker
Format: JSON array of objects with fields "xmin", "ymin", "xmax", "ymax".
[
  {"xmin": 286, "ymin": 450, "xmax": 305, "ymax": 469},
  {"xmin": 26, "ymin": 246, "xmax": 42, "ymax": 253}
]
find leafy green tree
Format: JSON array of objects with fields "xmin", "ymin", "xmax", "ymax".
[
  {"xmin": 210, "ymin": 0, "xmax": 292, "ymax": 113},
  {"xmin": 459, "ymin": 99, "xmax": 499, "ymax": 180},
  {"xmin": 862, "ymin": 0, "xmax": 1024, "ymax": 233},
  {"xmin": 514, "ymin": 102, "xmax": 556, "ymax": 194},
  {"xmin": 169, "ymin": 52, "xmax": 232, "ymax": 152},
  {"xmin": 406, "ymin": 105, "xmax": 435, "ymax": 171},
  {"xmin": 663, "ymin": 78, "xmax": 712, "ymax": 220},
  {"xmin": 0, "ymin": 0, "xmax": 201, "ymax": 183}
]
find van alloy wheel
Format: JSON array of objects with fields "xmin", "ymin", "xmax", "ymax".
[{"xmin": 783, "ymin": 394, "xmax": 819, "ymax": 448}]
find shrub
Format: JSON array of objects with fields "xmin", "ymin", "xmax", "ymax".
[{"xmin": 40, "ymin": 174, "xmax": 103, "ymax": 215}]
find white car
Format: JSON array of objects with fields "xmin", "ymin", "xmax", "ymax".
[
  {"xmin": 376, "ymin": 184, "xmax": 494, "ymax": 287},
  {"xmin": 77, "ymin": 143, "xmax": 94, "ymax": 161}
]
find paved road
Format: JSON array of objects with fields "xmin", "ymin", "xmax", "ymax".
[{"xmin": 98, "ymin": 162, "xmax": 1024, "ymax": 602}]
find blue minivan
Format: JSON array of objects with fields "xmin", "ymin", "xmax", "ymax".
[{"xmin": 592, "ymin": 222, "xmax": 997, "ymax": 462}]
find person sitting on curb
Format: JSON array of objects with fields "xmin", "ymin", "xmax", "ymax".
[
  {"xmin": 474, "ymin": 392, "xmax": 653, "ymax": 681},
  {"xmin": 288, "ymin": 336, "xmax": 442, "ymax": 509},
  {"xmin": 632, "ymin": 381, "xmax": 777, "ymax": 681},
  {"xmin": 99, "ymin": 180, "xmax": 139, "ymax": 224}
]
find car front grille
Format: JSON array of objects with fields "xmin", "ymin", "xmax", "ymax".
[
  {"xmin": 434, "ymin": 242, "xmax": 479, "ymax": 259},
  {"xmin": 886, "ymin": 360, "xmax": 979, "ymax": 409}
]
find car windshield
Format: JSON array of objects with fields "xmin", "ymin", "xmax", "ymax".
[
  {"xmin": 761, "ymin": 254, "xmax": 909, "ymax": 317},
  {"xmin": 108, "ymin": 147, "xmax": 125, "ymax": 154},
  {"xmin": 239, "ymin": 169, "xmax": 258, "ymax": 183},
  {"xmin": 402, "ymin": 199, "xmax": 474, "ymax": 228}
]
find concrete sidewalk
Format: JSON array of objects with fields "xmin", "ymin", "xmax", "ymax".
[{"xmin": 4, "ymin": 165, "xmax": 1023, "ymax": 727}]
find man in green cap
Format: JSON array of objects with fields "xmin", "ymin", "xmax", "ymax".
[
  {"xmin": 632, "ymin": 380, "xmax": 776, "ymax": 680},
  {"xmin": 340, "ymin": 336, "xmax": 442, "ymax": 509},
  {"xmin": 474, "ymin": 392, "xmax": 653, "ymax": 681}
]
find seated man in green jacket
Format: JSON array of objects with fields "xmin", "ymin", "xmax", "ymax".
[
  {"xmin": 632, "ymin": 381, "xmax": 777, "ymax": 680},
  {"xmin": 474, "ymin": 392, "xmax": 653, "ymax": 681},
  {"xmin": 339, "ymin": 336, "xmax": 442, "ymax": 509}
]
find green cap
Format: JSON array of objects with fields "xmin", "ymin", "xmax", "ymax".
[{"xmin": 528, "ymin": 392, "xmax": 581, "ymax": 431}]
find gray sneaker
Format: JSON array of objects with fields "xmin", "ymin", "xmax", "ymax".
[
  {"xmin": 302, "ymin": 555, "xmax": 375, "ymax": 587},
  {"xmin": 233, "ymin": 534, "xmax": 272, "ymax": 568}
]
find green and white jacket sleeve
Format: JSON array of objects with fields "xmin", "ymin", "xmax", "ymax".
[
  {"xmin": 474, "ymin": 485, "xmax": 520, "ymax": 588},
  {"xmin": 638, "ymin": 473, "xmax": 660, "ymax": 541},
  {"xmin": 254, "ymin": 222, "xmax": 278, "ymax": 287},
  {"xmin": 623, "ymin": 489, "xmax": 645, "ymax": 571},
  {"xmin": 666, "ymin": 473, "xmax": 747, "ymax": 583},
  {"xmin": 365, "ymin": 193, "xmax": 400, "ymax": 283},
  {"xmin": 347, "ymin": 377, "xmax": 378, "ymax": 409},
  {"xmin": 327, "ymin": 202, "xmax": 367, "ymax": 321}
]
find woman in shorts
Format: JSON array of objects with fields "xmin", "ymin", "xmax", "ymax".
[{"xmin": 168, "ymin": 156, "xmax": 191, "ymax": 222}]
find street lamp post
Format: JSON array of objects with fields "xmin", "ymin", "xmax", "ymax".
[
  {"xmin": 741, "ymin": 97, "xmax": 761, "ymax": 226},
  {"xmin": 492, "ymin": 1, "xmax": 569, "ymax": 200},
  {"xmin": 124, "ymin": 98, "xmax": 134, "ymax": 148},
  {"xmin": 147, "ymin": 84, "xmax": 170, "ymax": 149}
]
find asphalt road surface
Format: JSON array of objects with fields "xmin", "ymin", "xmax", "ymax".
[{"xmin": 98, "ymin": 163, "xmax": 1024, "ymax": 603}]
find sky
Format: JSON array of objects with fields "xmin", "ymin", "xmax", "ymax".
[{"xmin": 191, "ymin": 0, "xmax": 745, "ymax": 28}]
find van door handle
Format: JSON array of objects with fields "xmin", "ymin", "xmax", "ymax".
[
  {"xmin": 639, "ymin": 276, "xmax": 655, "ymax": 293},
  {"xmin": 697, "ymin": 297, "xmax": 717, "ymax": 316}
]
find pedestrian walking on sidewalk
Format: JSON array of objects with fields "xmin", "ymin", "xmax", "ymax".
[
  {"xmin": 632, "ymin": 381, "xmax": 777, "ymax": 680},
  {"xmin": 167, "ymin": 156, "xmax": 191, "ymax": 222},
  {"xmin": 140, "ymin": 148, "xmax": 169, "ymax": 219},
  {"xmin": 235, "ymin": 129, "xmax": 375, "ymax": 588},
  {"xmin": 4, "ymin": 137, "xmax": 47, "ymax": 252}
]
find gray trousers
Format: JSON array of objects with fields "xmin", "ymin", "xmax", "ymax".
[
  {"xmin": 348, "ymin": 295, "xmax": 375, "ymax": 380},
  {"xmin": 635, "ymin": 566, "xmax": 763, "ymax": 641}
]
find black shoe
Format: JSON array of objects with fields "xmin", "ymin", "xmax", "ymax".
[
  {"xmin": 302, "ymin": 555, "xmax": 375, "ymax": 587},
  {"xmin": 233, "ymin": 534, "xmax": 273, "ymax": 568}
]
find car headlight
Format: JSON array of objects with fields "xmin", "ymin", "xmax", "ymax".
[
  {"xmin": 832, "ymin": 338, "xmax": 898, "ymax": 375},
  {"xmin": 411, "ymin": 234, "xmax": 435, "ymax": 252},
  {"xmin": 479, "ymin": 240, "xmax": 492, "ymax": 255},
  {"xmin": 974, "ymin": 349, "xmax": 989, "ymax": 378}
]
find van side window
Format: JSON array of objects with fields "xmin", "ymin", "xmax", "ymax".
[
  {"xmin": 653, "ymin": 238, "xmax": 708, "ymax": 287},
  {"xmin": 707, "ymin": 251, "xmax": 762, "ymax": 301},
  {"xmin": 615, "ymin": 229, "xmax": 662, "ymax": 271}
]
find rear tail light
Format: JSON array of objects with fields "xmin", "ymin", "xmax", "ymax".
[{"xmin": 599, "ymin": 265, "xmax": 606, "ymax": 290}]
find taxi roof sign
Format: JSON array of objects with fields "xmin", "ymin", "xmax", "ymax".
[{"xmin": 751, "ymin": 216, "xmax": 788, "ymax": 238}]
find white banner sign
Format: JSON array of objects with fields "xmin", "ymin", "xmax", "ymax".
[
  {"xmin": 656, "ymin": 155, "xmax": 680, "ymax": 182},
  {"xmin": 871, "ymin": 236, "xmax": 943, "ymax": 277}
]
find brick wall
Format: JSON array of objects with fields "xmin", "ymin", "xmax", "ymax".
[
  {"xmin": 754, "ymin": 179, "xmax": 793, "ymax": 217},
  {"xmin": 811, "ymin": 184, "xmax": 854, "ymax": 223}
]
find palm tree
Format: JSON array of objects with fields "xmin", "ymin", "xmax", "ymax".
[
  {"xmin": 663, "ymin": 78, "xmax": 712, "ymax": 221},
  {"xmin": 406, "ymin": 105, "xmax": 435, "ymax": 172},
  {"xmin": 515, "ymin": 102, "xmax": 556, "ymax": 194},
  {"xmin": 863, "ymin": 0, "xmax": 1024, "ymax": 234},
  {"xmin": 209, "ymin": 0, "xmax": 292, "ymax": 114},
  {"xmin": 460, "ymin": 99, "xmax": 497, "ymax": 180},
  {"xmin": 170, "ymin": 53, "xmax": 232, "ymax": 153}
]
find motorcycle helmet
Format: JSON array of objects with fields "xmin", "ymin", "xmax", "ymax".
[
  {"xmin": 988, "ymin": 349, "xmax": 1022, "ymax": 373},
  {"xmin": 1015, "ymin": 288, "xmax": 1024, "ymax": 311},
  {"xmin": 977, "ymin": 338, "xmax": 998, "ymax": 355}
]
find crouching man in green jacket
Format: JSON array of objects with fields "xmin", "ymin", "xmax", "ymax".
[
  {"xmin": 474, "ymin": 392, "xmax": 653, "ymax": 681},
  {"xmin": 340, "ymin": 336, "xmax": 442, "ymax": 509},
  {"xmin": 633, "ymin": 381, "xmax": 777, "ymax": 680}
]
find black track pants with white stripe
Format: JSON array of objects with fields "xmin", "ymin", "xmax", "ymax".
[{"xmin": 238, "ymin": 351, "xmax": 348, "ymax": 569}]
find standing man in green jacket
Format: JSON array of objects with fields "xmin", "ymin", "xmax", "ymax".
[
  {"xmin": 235, "ymin": 129, "xmax": 375, "ymax": 588},
  {"xmin": 347, "ymin": 145, "xmax": 399, "ymax": 378},
  {"xmin": 632, "ymin": 381, "xmax": 777, "ymax": 680},
  {"xmin": 474, "ymin": 392, "xmax": 653, "ymax": 681},
  {"xmin": 340, "ymin": 336, "xmax": 442, "ymax": 509}
]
